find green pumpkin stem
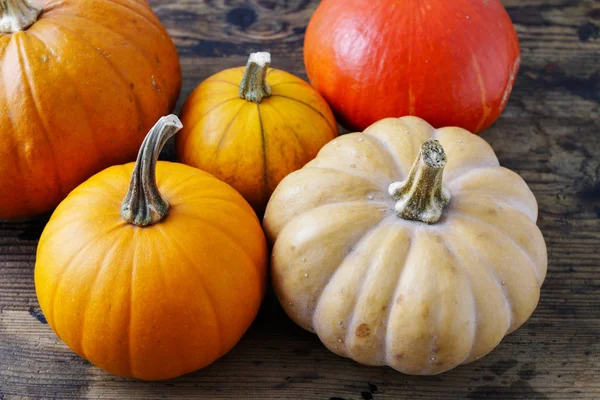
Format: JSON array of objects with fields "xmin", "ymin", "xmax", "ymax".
[
  {"xmin": 388, "ymin": 139, "xmax": 451, "ymax": 224},
  {"xmin": 239, "ymin": 52, "xmax": 272, "ymax": 103},
  {"xmin": 0, "ymin": 0, "xmax": 41, "ymax": 33},
  {"xmin": 121, "ymin": 115, "xmax": 183, "ymax": 227}
]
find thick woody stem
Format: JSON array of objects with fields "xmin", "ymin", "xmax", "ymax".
[
  {"xmin": 0, "ymin": 0, "xmax": 41, "ymax": 34},
  {"xmin": 239, "ymin": 52, "xmax": 272, "ymax": 103},
  {"xmin": 121, "ymin": 115, "xmax": 183, "ymax": 227},
  {"xmin": 388, "ymin": 139, "xmax": 451, "ymax": 224}
]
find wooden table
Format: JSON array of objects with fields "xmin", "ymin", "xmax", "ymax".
[{"xmin": 1, "ymin": 0, "xmax": 599, "ymax": 399}]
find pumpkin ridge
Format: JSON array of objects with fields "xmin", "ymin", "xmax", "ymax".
[
  {"xmin": 93, "ymin": 165, "xmax": 134, "ymax": 199},
  {"xmin": 446, "ymin": 166, "xmax": 537, "ymax": 221},
  {"xmin": 447, "ymin": 234, "xmax": 513, "ymax": 338},
  {"xmin": 304, "ymin": 165, "xmax": 384, "ymax": 187},
  {"xmin": 41, "ymin": 19, "xmax": 145, "ymax": 133},
  {"xmin": 77, "ymin": 232, "xmax": 126, "ymax": 367},
  {"xmin": 270, "ymin": 93, "xmax": 337, "ymax": 133},
  {"xmin": 452, "ymin": 216, "xmax": 541, "ymax": 335},
  {"xmin": 178, "ymin": 212, "xmax": 263, "ymax": 279},
  {"xmin": 155, "ymin": 224, "xmax": 223, "ymax": 373},
  {"xmin": 211, "ymin": 102, "xmax": 247, "ymax": 167},
  {"xmin": 361, "ymin": 131, "xmax": 406, "ymax": 178},
  {"xmin": 125, "ymin": 229, "xmax": 136, "ymax": 378},
  {"xmin": 1, "ymin": 38, "xmax": 29, "ymax": 213},
  {"xmin": 450, "ymin": 211, "xmax": 542, "ymax": 284},
  {"xmin": 383, "ymin": 231, "xmax": 415, "ymax": 367},
  {"xmin": 256, "ymin": 103, "xmax": 269, "ymax": 201},
  {"xmin": 28, "ymin": 28, "xmax": 105, "ymax": 170},
  {"xmin": 439, "ymin": 238, "xmax": 479, "ymax": 365},
  {"xmin": 183, "ymin": 96, "xmax": 240, "ymax": 136},
  {"xmin": 14, "ymin": 33, "xmax": 65, "ymax": 197},
  {"xmin": 46, "ymin": 222, "xmax": 123, "ymax": 334},
  {"xmin": 442, "ymin": 160, "xmax": 500, "ymax": 184},
  {"xmin": 148, "ymin": 226, "xmax": 189, "ymax": 376},
  {"xmin": 262, "ymin": 101, "xmax": 308, "ymax": 155},
  {"xmin": 71, "ymin": 185, "xmax": 123, "ymax": 203},
  {"xmin": 154, "ymin": 169, "xmax": 210, "ymax": 197},
  {"xmin": 343, "ymin": 223, "xmax": 409, "ymax": 364},
  {"xmin": 313, "ymin": 215, "xmax": 392, "ymax": 344},
  {"xmin": 261, "ymin": 102, "xmax": 309, "ymax": 165},
  {"xmin": 176, "ymin": 196, "xmax": 257, "ymax": 220},
  {"xmin": 452, "ymin": 191, "xmax": 536, "ymax": 222},
  {"xmin": 269, "ymin": 200, "xmax": 389, "ymax": 244},
  {"xmin": 156, "ymin": 225, "xmax": 224, "ymax": 357}
]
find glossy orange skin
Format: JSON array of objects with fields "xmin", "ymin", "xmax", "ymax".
[
  {"xmin": 35, "ymin": 162, "xmax": 268, "ymax": 380},
  {"xmin": 0, "ymin": 0, "xmax": 181, "ymax": 219},
  {"xmin": 177, "ymin": 67, "xmax": 338, "ymax": 215},
  {"xmin": 304, "ymin": 0, "xmax": 520, "ymax": 133}
]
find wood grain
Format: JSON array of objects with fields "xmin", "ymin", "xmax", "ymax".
[{"xmin": 1, "ymin": 0, "xmax": 599, "ymax": 399}]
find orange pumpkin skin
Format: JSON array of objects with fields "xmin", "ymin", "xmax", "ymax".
[
  {"xmin": 34, "ymin": 162, "xmax": 267, "ymax": 380},
  {"xmin": 0, "ymin": 0, "xmax": 181, "ymax": 219},
  {"xmin": 176, "ymin": 60, "xmax": 338, "ymax": 215},
  {"xmin": 304, "ymin": 0, "xmax": 520, "ymax": 133}
]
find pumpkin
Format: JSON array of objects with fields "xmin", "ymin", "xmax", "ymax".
[
  {"xmin": 177, "ymin": 52, "xmax": 338, "ymax": 215},
  {"xmin": 304, "ymin": 0, "xmax": 521, "ymax": 133},
  {"xmin": 35, "ymin": 115, "xmax": 267, "ymax": 380},
  {"xmin": 264, "ymin": 116, "xmax": 547, "ymax": 375},
  {"xmin": 0, "ymin": 0, "xmax": 181, "ymax": 220}
]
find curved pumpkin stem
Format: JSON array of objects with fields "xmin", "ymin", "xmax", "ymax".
[
  {"xmin": 388, "ymin": 139, "xmax": 451, "ymax": 224},
  {"xmin": 121, "ymin": 115, "xmax": 183, "ymax": 227},
  {"xmin": 239, "ymin": 52, "xmax": 272, "ymax": 103},
  {"xmin": 0, "ymin": 0, "xmax": 42, "ymax": 33}
]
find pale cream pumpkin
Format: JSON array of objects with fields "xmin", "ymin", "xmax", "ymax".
[{"xmin": 263, "ymin": 116, "xmax": 547, "ymax": 375}]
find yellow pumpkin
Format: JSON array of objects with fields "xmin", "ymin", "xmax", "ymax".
[
  {"xmin": 264, "ymin": 116, "xmax": 547, "ymax": 375},
  {"xmin": 177, "ymin": 52, "xmax": 338, "ymax": 215},
  {"xmin": 35, "ymin": 116, "xmax": 267, "ymax": 380}
]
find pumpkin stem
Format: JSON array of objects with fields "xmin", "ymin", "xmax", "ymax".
[
  {"xmin": 0, "ymin": 0, "xmax": 42, "ymax": 33},
  {"xmin": 121, "ymin": 115, "xmax": 183, "ymax": 227},
  {"xmin": 239, "ymin": 52, "xmax": 272, "ymax": 103},
  {"xmin": 388, "ymin": 139, "xmax": 451, "ymax": 224}
]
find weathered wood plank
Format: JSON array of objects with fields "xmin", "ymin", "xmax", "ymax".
[{"xmin": 1, "ymin": 0, "xmax": 599, "ymax": 399}]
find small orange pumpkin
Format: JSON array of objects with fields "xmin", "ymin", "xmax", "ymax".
[
  {"xmin": 177, "ymin": 52, "xmax": 338, "ymax": 215},
  {"xmin": 35, "ymin": 116, "xmax": 267, "ymax": 380},
  {"xmin": 0, "ymin": 0, "xmax": 181, "ymax": 219}
]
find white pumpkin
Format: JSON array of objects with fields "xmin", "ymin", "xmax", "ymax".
[{"xmin": 263, "ymin": 116, "xmax": 547, "ymax": 375}]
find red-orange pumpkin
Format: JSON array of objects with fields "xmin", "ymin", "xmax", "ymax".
[
  {"xmin": 0, "ymin": 0, "xmax": 181, "ymax": 219},
  {"xmin": 304, "ymin": 0, "xmax": 521, "ymax": 133}
]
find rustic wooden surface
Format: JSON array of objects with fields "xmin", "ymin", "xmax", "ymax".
[{"xmin": 1, "ymin": 0, "xmax": 599, "ymax": 399}]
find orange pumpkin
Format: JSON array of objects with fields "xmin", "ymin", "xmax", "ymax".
[
  {"xmin": 35, "ymin": 116, "xmax": 267, "ymax": 380},
  {"xmin": 177, "ymin": 52, "xmax": 338, "ymax": 215},
  {"xmin": 0, "ymin": 0, "xmax": 181, "ymax": 219}
]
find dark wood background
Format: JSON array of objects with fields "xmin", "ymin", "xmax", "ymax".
[{"xmin": 1, "ymin": 0, "xmax": 599, "ymax": 399}]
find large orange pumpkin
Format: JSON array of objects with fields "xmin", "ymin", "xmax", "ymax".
[
  {"xmin": 0, "ymin": 0, "xmax": 181, "ymax": 219},
  {"xmin": 35, "ymin": 116, "xmax": 268, "ymax": 380},
  {"xmin": 304, "ymin": 0, "xmax": 521, "ymax": 133},
  {"xmin": 177, "ymin": 52, "xmax": 338, "ymax": 215}
]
